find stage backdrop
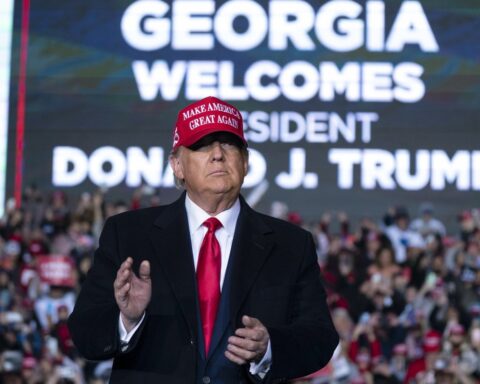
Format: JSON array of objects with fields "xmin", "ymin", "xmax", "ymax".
[{"xmin": 4, "ymin": 0, "xmax": 480, "ymax": 227}]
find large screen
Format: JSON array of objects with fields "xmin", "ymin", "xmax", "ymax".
[{"xmin": 4, "ymin": 0, "xmax": 480, "ymax": 227}]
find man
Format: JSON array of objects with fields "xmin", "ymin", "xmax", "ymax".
[
  {"xmin": 410, "ymin": 202, "xmax": 446, "ymax": 238},
  {"xmin": 68, "ymin": 96, "xmax": 338, "ymax": 383},
  {"xmin": 384, "ymin": 206, "xmax": 425, "ymax": 265}
]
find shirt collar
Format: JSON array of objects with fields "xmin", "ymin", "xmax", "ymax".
[{"xmin": 185, "ymin": 193, "xmax": 240, "ymax": 236}]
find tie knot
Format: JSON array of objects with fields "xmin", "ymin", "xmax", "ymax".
[{"xmin": 203, "ymin": 217, "xmax": 222, "ymax": 233}]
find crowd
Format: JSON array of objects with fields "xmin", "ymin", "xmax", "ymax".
[{"xmin": 0, "ymin": 185, "xmax": 479, "ymax": 383}]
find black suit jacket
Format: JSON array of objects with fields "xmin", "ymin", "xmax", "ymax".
[{"xmin": 68, "ymin": 193, "xmax": 338, "ymax": 383}]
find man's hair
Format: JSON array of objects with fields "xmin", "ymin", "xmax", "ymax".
[{"xmin": 169, "ymin": 148, "xmax": 185, "ymax": 190}]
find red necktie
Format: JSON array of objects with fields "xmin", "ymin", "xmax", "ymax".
[{"xmin": 197, "ymin": 217, "xmax": 222, "ymax": 355}]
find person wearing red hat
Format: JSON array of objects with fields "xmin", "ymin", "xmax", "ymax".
[
  {"xmin": 443, "ymin": 323, "xmax": 477, "ymax": 378},
  {"xmin": 404, "ymin": 329, "xmax": 442, "ymax": 383},
  {"xmin": 68, "ymin": 97, "xmax": 338, "ymax": 383}
]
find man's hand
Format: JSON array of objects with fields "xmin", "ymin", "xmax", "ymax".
[
  {"xmin": 114, "ymin": 257, "xmax": 151, "ymax": 332},
  {"xmin": 225, "ymin": 315, "xmax": 270, "ymax": 365}
]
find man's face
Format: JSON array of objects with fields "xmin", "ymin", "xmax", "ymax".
[
  {"xmin": 397, "ymin": 217, "xmax": 409, "ymax": 230},
  {"xmin": 170, "ymin": 132, "xmax": 248, "ymax": 202}
]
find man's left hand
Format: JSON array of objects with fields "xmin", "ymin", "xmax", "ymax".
[{"xmin": 225, "ymin": 315, "xmax": 270, "ymax": 365}]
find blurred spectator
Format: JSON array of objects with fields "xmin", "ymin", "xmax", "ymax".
[
  {"xmin": 49, "ymin": 191, "xmax": 70, "ymax": 235},
  {"xmin": 368, "ymin": 247, "xmax": 401, "ymax": 287},
  {"xmin": 442, "ymin": 323, "xmax": 477, "ymax": 376},
  {"xmin": 348, "ymin": 314, "xmax": 382, "ymax": 375},
  {"xmin": 270, "ymin": 201, "xmax": 289, "ymax": 221},
  {"xmin": 324, "ymin": 246, "xmax": 369, "ymax": 321},
  {"xmin": 21, "ymin": 184, "xmax": 45, "ymax": 231},
  {"xmin": 355, "ymin": 221, "xmax": 390, "ymax": 268},
  {"xmin": 53, "ymin": 304, "xmax": 75, "ymax": 358},
  {"xmin": 459, "ymin": 209, "xmax": 480, "ymax": 244},
  {"xmin": 0, "ymin": 270, "xmax": 15, "ymax": 311},
  {"xmin": 34, "ymin": 286, "xmax": 75, "ymax": 333},
  {"xmin": 389, "ymin": 343, "xmax": 407, "ymax": 382},
  {"xmin": 405, "ymin": 329, "xmax": 442, "ymax": 383},
  {"xmin": 410, "ymin": 202, "xmax": 446, "ymax": 238},
  {"xmin": 385, "ymin": 207, "xmax": 425, "ymax": 265}
]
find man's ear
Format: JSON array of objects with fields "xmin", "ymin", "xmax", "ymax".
[
  {"xmin": 243, "ymin": 150, "xmax": 249, "ymax": 175},
  {"xmin": 169, "ymin": 153, "xmax": 184, "ymax": 179}
]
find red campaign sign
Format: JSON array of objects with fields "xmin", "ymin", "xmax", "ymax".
[{"xmin": 37, "ymin": 255, "xmax": 75, "ymax": 288}]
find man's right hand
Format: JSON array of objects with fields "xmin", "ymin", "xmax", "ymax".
[{"xmin": 114, "ymin": 257, "xmax": 151, "ymax": 332}]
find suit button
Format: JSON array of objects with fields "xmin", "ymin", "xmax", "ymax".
[
  {"xmin": 202, "ymin": 376, "xmax": 210, "ymax": 384},
  {"xmin": 190, "ymin": 339, "xmax": 195, "ymax": 346}
]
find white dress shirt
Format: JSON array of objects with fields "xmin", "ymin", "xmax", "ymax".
[
  {"xmin": 119, "ymin": 194, "xmax": 271, "ymax": 376},
  {"xmin": 185, "ymin": 193, "xmax": 240, "ymax": 290}
]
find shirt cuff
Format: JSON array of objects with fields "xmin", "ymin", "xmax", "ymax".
[
  {"xmin": 118, "ymin": 312, "xmax": 145, "ymax": 343},
  {"xmin": 249, "ymin": 340, "xmax": 272, "ymax": 378}
]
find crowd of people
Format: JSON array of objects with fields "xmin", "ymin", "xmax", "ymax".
[{"xmin": 0, "ymin": 185, "xmax": 479, "ymax": 383}]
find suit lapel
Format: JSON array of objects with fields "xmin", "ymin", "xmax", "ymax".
[
  {"xmin": 206, "ymin": 197, "xmax": 274, "ymax": 359},
  {"xmin": 146, "ymin": 194, "xmax": 274, "ymax": 356},
  {"xmin": 147, "ymin": 193, "xmax": 198, "ymax": 337},
  {"xmin": 229, "ymin": 197, "xmax": 274, "ymax": 323}
]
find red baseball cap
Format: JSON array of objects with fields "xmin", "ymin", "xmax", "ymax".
[
  {"xmin": 393, "ymin": 343, "xmax": 407, "ymax": 355},
  {"xmin": 449, "ymin": 323, "xmax": 465, "ymax": 336},
  {"xmin": 423, "ymin": 330, "xmax": 442, "ymax": 353},
  {"xmin": 172, "ymin": 96, "xmax": 246, "ymax": 150},
  {"xmin": 22, "ymin": 357, "xmax": 37, "ymax": 370}
]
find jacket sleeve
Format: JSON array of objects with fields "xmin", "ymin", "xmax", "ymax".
[
  {"xmin": 267, "ymin": 232, "xmax": 339, "ymax": 382},
  {"xmin": 68, "ymin": 217, "xmax": 142, "ymax": 360}
]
